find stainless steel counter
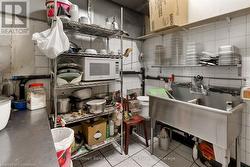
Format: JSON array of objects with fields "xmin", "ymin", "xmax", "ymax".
[{"xmin": 0, "ymin": 108, "xmax": 59, "ymax": 167}]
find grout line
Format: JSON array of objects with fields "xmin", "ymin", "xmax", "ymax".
[
  {"xmin": 151, "ymin": 143, "xmax": 186, "ymax": 167},
  {"xmin": 190, "ymin": 162, "xmax": 195, "ymax": 167},
  {"xmin": 99, "ymin": 150, "xmax": 113, "ymax": 167},
  {"xmin": 132, "ymin": 158, "xmax": 143, "ymax": 167},
  {"xmin": 172, "ymin": 148, "xmax": 195, "ymax": 163},
  {"xmin": 113, "ymin": 143, "xmax": 146, "ymax": 166},
  {"xmin": 151, "ymin": 150, "xmax": 173, "ymax": 167}
]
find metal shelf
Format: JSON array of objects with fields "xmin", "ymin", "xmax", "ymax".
[
  {"xmin": 58, "ymin": 106, "xmax": 116, "ymax": 125},
  {"xmin": 72, "ymin": 134, "xmax": 121, "ymax": 160},
  {"xmin": 51, "ymin": 4, "xmax": 125, "ymax": 159},
  {"xmin": 55, "ymin": 80, "xmax": 116, "ymax": 90},
  {"xmin": 61, "ymin": 18, "xmax": 123, "ymax": 38},
  {"xmin": 59, "ymin": 52, "xmax": 121, "ymax": 59},
  {"xmin": 151, "ymin": 64, "xmax": 242, "ymax": 68}
]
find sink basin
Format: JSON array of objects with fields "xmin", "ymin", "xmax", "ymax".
[
  {"xmin": 149, "ymin": 85, "xmax": 245, "ymax": 167},
  {"xmin": 171, "ymin": 86, "xmax": 241, "ymax": 110}
]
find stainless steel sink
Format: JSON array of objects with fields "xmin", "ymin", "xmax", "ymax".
[
  {"xmin": 149, "ymin": 85, "xmax": 245, "ymax": 167},
  {"xmin": 171, "ymin": 86, "xmax": 241, "ymax": 110}
]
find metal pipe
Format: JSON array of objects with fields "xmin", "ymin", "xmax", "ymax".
[
  {"xmin": 122, "ymin": 68, "xmax": 145, "ymax": 96},
  {"xmin": 146, "ymin": 75, "xmax": 246, "ymax": 81},
  {"xmin": 123, "ymin": 71, "xmax": 142, "ymax": 75},
  {"xmin": 12, "ymin": 75, "xmax": 51, "ymax": 80},
  {"xmin": 141, "ymin": 68, "xmax": 145, "ymax": 96},
  {"xmin": 120, "ymin": 6, "xmax": 124, "ymax": 155},
  {"xmin": 174, "ymin": 75, "xmax": 246, "ymax": 81},
  {"xmin": 53, "ymin": 59, "xmax": 58, "ymax": 128}
]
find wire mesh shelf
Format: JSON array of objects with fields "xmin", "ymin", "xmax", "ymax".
[
  {"xmin": 59, "ymin": 52, "xmax": 121, "ymax": 59},
  {"xmin": 61, "ymin": 18, "xmax": 122, "ymax": 37}
]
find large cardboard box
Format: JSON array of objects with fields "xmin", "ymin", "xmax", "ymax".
[
  {"xmin": 82, "ymin": 119, "xmax": 107, "ymax": 146},
  {"xmin": 149, "ymin": 0, "xmax": 188, "ymax": 32}
]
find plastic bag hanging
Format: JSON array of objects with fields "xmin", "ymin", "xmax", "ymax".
[{"xmin": 32, "ymin": 17, "xmax": 70, "ymax": 59}]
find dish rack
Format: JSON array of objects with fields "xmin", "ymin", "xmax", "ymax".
[{"xmin": 50, "ymin": 0, "xmax": 125, "ymax": 158}]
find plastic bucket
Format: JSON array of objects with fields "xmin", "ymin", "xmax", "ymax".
[
  {"xmin": 51, "ymin": 128, "xmax": 74, "ymax": 167},
  {"xmin": 137, "ymin": 96, "xmax": 149, "ymax": 118},
  {"xmin": 46, "ymin": 0, "xmax": 71, "ymax": 20}
]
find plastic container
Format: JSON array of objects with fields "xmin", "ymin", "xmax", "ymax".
[
  {"xmin": 51, "ymin": 128, "xmax": 74, "ymax": 167},
  {"xmin": 46, "ymin": 0, "xmax": 71, "ymax": 21},
  {"xmin": 137, "ymin": 96, "xmax": 149, "ymax": 119},
  {"xmin": 27, "ymin": 83, "xmax": 46, "ymax": 110},
  {"xmin": 241, "ymin": 87, "xmax": 250, "ymax": 101},
  {"xmin": 70, "ymin": 4, "xmax": 79, "ymax": 22},
  {"xmin": 109, "ymin": 120, "xmax": 114, "ymax": 137},
  {"xmin": 158, "ymin": 128, "xmax": 170, "ymax": 151},
  {"xmin": 12, "ymin": 100, "xmax": 27, "ymax": 111}
]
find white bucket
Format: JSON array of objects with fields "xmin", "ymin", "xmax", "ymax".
[
  {"xmin": 137, "ymin": 96, "xmax": 149, "ymax": 119},
  {"xmin": 51, "ymin": 127, "xmax": 74, "ymax": 167}
]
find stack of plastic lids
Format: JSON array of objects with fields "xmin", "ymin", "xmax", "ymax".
[
  {"xmin": 218, "ymin": 45, "xmax": 241, "ymax": 65},
  {"xmin": 185, "ymin": 42, "xmax": 203, "ymax": 65}
]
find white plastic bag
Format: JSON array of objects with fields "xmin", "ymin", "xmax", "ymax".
[{"xmin": 32, "ymin": 17, "xmax": 69, "ymax": 59}]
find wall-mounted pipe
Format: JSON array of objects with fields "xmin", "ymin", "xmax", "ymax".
[
  {"xmin": 123, "ymin": 67, "xmax": 145, "ymax": 95},
  {"xmin": 146, "ymin": 75, "xmax": 246, "ymax": 81},
  {"xmin": 11, "ymin": 75, "xmax": 51, "ymax": 100}
]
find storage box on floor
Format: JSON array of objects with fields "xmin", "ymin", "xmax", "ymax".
[
  {"xmin": 149, "ymin": 0, "xmax": 188, "ymax": 32},
  {"xmin": 82, "ymin": 119, "xmax": 107, "ymax": 146}
]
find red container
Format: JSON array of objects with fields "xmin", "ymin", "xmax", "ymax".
[{"xmin": 46, "ymin": 0, "xmax": 71, "ymax": 19}]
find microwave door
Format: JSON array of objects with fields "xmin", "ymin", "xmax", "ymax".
[{"xmin": 84, "ymin": 58, "xmax": 115, "ymax": 81}]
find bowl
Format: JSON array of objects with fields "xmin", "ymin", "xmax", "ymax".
[
  {"xmin": 72, "ymin": 88, "xmax": 92, "ymax": 100},
  {"xmin": 0, "ymin": 97, "xmax": 11, "ymax": 131},
  {"xmin": 85, "ymin": 49, "xmax": 97, "ymax": 54},
  {"xmin": 86, "ymin": 99, "xmax": 106, "ymax": 114}
]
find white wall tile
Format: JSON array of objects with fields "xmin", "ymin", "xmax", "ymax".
[
  {"xmin": 215, "ymin": 27, "xmax": 229, "ymax": 41},
  {"xmin": 230, "ymin": 24, "xmax": 247, "ymax": 38},
  {"xmin": 203, "ymin": 30, "xmax": 215, "ymax": 42},
  {"xmin": 230, "ymin": 36, "xmax": 246, "ymax": 49},
  {"xmin": 35, "ymin": 55, "xmax": 49, "ymax": 68}
]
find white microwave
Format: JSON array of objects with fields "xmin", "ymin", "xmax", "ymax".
[{"xmin": 81, "ymin": 57, "xmax": 120, "ymax": 81}]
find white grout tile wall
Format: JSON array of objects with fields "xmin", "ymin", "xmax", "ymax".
[{"xmin": 142, "ymin": 14, "xmax": 250, "ymax": 165}]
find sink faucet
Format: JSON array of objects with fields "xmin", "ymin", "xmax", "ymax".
[{"xmin": 190, "ymin": 75, "xmax": 208, "ymax": 95}]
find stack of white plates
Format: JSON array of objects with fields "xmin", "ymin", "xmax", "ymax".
[
  {"xmin": 218, "ymin": 45, "xmax": 241, "ymax": 65},
  {"xmin": 185, "ymin": 42, "xmax": 203, "ymax": 65}
]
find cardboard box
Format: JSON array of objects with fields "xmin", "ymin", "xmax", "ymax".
[
  {"xmin": 149, "ymin": 0, "xmax": 188, "ymax": 32},
  {"xmin": 71, "ymin": 124, "xmax": 83, "ymax": 134},
  {"xmin": 82, "ymin": 119, "xmax": 107, "ymax": 146}
]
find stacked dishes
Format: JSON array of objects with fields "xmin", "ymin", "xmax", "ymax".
[
  {"xmin": 57, "ymin": 57, "xmax": 82, "ymax": 86},
  {"xmin": 199, "ymin": 51, "xmax": 218, "ymax": 66},
  {"xmin": 185, "ymin": 42, "xmax": 203, "ymax": 65},
  {"xmin": 169, "ymin": 33, "xmax": 184, "ymax": 65},
  {"xmin": 218, "ymin": 45, "xmax": 241, "ymax": 65}
]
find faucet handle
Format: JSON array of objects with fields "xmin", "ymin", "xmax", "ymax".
[{"xmin": 196, "ymin": 75, "xmax": 203, "ymax": 81}]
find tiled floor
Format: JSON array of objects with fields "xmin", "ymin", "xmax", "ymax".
[{"xmin": 73, "ymin": 135, "xmax": 206, "ymax": 167}]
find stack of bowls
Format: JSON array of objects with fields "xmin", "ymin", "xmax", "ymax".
[{"xmin": 218, "ymin": 45, "xmax": 241, "ymax": 65}]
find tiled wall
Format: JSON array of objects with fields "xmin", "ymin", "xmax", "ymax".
[{"xmin": 142, "ymin": 14, "xmax": 250, "ymax": 165}]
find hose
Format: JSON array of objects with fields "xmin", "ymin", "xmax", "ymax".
[{"xmin": 192, "ymin": 149, "xmax": 211, "ymax": 167}]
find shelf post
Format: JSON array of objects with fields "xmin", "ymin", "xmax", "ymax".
[{"xmin": 120, "ymin": 6, "xmax": 124, "ymax": 155}]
